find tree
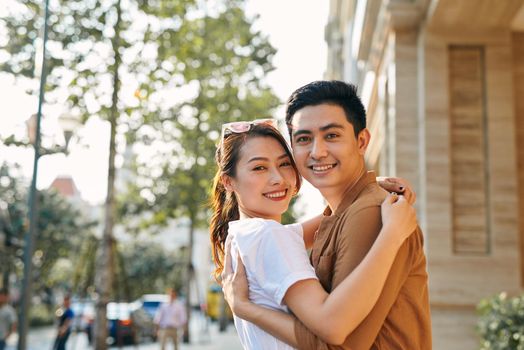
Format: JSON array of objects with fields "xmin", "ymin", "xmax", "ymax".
[
  {"xmin": 0, "ymin": 163, "xmax": 94, "ymax": 298},
  {"xmin": 72, "ymin": 238, "xmax": 184, "ymax": 301}
]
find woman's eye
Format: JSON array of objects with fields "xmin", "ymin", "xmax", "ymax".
[
  {"xmin": 253, "ymin": 166, "xmax": 266, "ymax": 171},
  {"xmin": 280, "ymin": 161, "xmax": 291, "ymax": 167}
]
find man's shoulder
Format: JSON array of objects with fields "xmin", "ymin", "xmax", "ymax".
[{"xmin": 340, "ymin": 182, "xmax": 387, "ymax": 218}]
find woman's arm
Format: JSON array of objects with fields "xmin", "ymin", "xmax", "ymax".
[
  {"xmin": 300, "ymin": 214, "xmax": 323, "ymax": 249},
  {"xmin": 299, "ymin": 177, "xmax": 414, "ymax": 250},
  {"xmin": 224, "ymin": 193, "xmax": 417, "ymax": 345}
]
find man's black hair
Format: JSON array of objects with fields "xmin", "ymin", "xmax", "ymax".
[{"xmin": 285, "ymin": 80, "xmax": 366, "ymax": 138}]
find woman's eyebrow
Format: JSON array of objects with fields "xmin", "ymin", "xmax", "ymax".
[{"xmin": 247, "ymin": 153, "xmax": 288, "ymax": 163}]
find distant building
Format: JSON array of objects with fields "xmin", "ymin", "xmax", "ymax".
[
  {"xmin": 325, "ymin": 0, "xmax": 524, "ymax": 348},
  {"xmin": 49, "ymin": 175, "xmax": 80, "ymax": 199}
]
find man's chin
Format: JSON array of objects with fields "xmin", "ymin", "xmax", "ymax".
[{"xmin": 303, "ymin": 177, "xmax": 335, "ymax": 190}]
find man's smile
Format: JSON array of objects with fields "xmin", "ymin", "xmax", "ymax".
[{"xmin": 309, "ymin": 163, "xmax": 337, "ymax": 174}]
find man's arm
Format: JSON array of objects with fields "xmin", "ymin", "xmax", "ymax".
[
  {"xmin": 58, "ymin": 311, "xmax": 74, "ymax": 337},
  {"xmin": 7, "ymin": 308, "xmax": 17, "ymax": 339},
  {"xmin": 294, "ymin": 205, "xmax": 415, "ymax": 350},
  {"xmin": 300, "ymin": 214, "xmax": 323, "ymax": 249}
]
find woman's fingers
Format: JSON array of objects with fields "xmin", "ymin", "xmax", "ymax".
[
  {"xmin": 401, "ymin": 186, "xmax": 416, "ymax": 205},
  {"xmin": 234, "ymin": 254, "xmax": 246, "ymax": 277},
  {"xmin": 220, "ymin": 239, "xmax": 233, "ymax": 284},
  {"xmin": 378, "ymin": 177, "xmax": 417, "ymax": 205},
  {"xmin": 382, "ymin": 192, "xmax": 399, "ymax": 207}
]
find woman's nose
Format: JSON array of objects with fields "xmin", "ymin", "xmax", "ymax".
[{"xmin": 270, "ymin": 168, "xmax": 284, "ymax": 185}]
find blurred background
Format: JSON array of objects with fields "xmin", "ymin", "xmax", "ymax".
[{"xmin": 1, "ymin": 0, "xmax": 523, "ymax": 349}]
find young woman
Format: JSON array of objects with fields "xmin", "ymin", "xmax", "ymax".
[{"xmin": 210, "ymin": 120, "xmax": 417, "ymax": 349}]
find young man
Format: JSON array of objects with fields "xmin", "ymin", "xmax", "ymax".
[
  {"xmin": 154, "ymin": 289, "xmax": 187, "ymax": 350},
  {"xmin": 0, "ymin": 289, "xmax": 17, "ymax": 350},
  {"xmin": 53, "ymin": 295, "xmax": 74, "ymax": 350},
  {"xmin": 223, "ymin": 80, "xmax": 431, "ymax": 349}
]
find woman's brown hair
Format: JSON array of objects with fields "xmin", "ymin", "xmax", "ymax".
[{"xmin": 209, "ymin": 123, "xmax": 301, "ymax": 281}]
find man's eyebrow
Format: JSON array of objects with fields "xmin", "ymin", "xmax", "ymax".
[
  {"xmin": 319, "ymin": 123, "xmax": 345, "ymax": 132},
  {"xmin": 247, "ymin": 153, "xmax": 288, "ymax": 163},
  {"xmin": 292, "ymin": 129, "xmax": 312, "ymax": 137},
  {"xmin": 292, "ymin": 123, "xmax": 345, "ymax": 137}
]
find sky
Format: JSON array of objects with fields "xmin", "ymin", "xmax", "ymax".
[{"xmin": 0, "ymin": 0, "xmax": 328, "ymax": 217}]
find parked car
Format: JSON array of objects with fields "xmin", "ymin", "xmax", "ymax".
[
  {"xmin": 124, "ymin": 294, "xmax": 170, "ymax": 341},
  {"xmin": 134, "ymin": 294, "xmax": 169, "ymax": 319},
  {"xmin": 86, "ymin": 302, "xmax": 140, "ymax": 345}
]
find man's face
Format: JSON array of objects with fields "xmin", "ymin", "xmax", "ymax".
[{"xmin": 289, "ymin": 103, "xmax": 369, "ymax": 196}]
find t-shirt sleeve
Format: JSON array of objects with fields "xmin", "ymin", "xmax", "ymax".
[
  {"xmin": 66, "ymin": 308, "xmax": 74, "ymax": 320},
  {"xmin": 234, "ymin": 221, "xmax": 317, "ymax": 306}
]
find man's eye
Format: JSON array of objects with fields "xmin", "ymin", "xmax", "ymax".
[
  {"xmin": 253, "ymin": 166, "xmax": 266, "ymax": 171},
  {"xmin": 296, "ymin": 136, "xmax": 310, "ymax": 143},
  {"xmin": 326, "ymin": 133, "xmax": 339, "ymax": 139}
]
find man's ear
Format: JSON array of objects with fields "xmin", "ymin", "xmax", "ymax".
[
  {"xmin": 221, "ymin": 174, "xmax": 234, "ymax": 192},
  {"xmin": 357, "ymin": 128, "xmax": 371, "ymax": 155}
]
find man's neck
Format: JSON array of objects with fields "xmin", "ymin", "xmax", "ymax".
[{"xmin": 323, "ymin": 167, "xmax": 367, "ymax": 213}]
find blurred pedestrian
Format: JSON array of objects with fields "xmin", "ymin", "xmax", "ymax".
[
  {"xmin": 53, "ymin": 295, "xmax": 74, "ymax": 350},
  {"xmin": 0, "ymin": 288, "xmax": 17, "ymax": 350},
  {"xmin": 154, "ymin": 289, "xmax": 186, "ymax": 350}
]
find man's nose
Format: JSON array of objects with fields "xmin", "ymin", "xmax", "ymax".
[{"xmin": 310, "ymin": 139, "xmax": 328, "ymax": 160}]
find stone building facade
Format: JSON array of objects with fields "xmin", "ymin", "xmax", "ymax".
[{"xmin": 324, "ymin": 0, "xmax": 524, "ymax": 348}]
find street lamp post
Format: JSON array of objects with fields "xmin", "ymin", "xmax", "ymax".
[
  {"xmin": 16, "ymin": 111, "xmax": 79, "ymax": 350},
  {"xmin": 16, "ymin": 0, "xmax": 49, "ymax": 347}
]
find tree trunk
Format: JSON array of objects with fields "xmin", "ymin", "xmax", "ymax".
[
  {"xmin": 182, "ymin": 218, "xmax": 195, "ymax": 343},
  {"xmin": 93, "ymin": 0, "xmax": 122, "ymax": 348}
]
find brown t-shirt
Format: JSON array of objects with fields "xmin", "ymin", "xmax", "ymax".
[{"xmin": 294, "ymin": 171, "xmax": 432, "ymax": 350}]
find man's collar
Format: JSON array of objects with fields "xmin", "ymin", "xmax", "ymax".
[{"xmin": 322, "ymin": 171, "xmax": 377, "ymax": 217}]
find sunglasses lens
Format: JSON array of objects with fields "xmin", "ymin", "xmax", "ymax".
[{"xmin": 227, "ymin": 122, "xmax": 251, "ymax": 133}]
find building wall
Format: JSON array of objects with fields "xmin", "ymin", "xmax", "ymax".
[
  {"xmin": 424, "ymin": 28, "xmax": 521, "ymax": 350},
  {"xmin": 514, "ymin": 32, "xmax": 524, "ymax": 286}
]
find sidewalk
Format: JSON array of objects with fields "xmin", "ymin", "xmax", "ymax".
[{"xmin": 6, "ymin": 317, "xmax": 242, "ymax": 350}]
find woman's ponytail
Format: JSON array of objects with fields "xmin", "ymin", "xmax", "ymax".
[{"xmin": 209, "ymin": 161, "xmax": 239, "ymax": 281}]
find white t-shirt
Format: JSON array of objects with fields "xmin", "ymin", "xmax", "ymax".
[{"xmin": 228, "ymin": 218, "xmax": 318, "ymax": 350}]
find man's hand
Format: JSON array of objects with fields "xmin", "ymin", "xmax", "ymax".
[
  {"xmin": 221, "ymin": 241, "xmax": 251, "ymax": 319},
  {"xmin": 377, "ymin": 176, "xmax": 416, "ymax": 205}
]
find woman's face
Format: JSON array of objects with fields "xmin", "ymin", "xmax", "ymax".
[{"xmin": 224, "ymin": 136, "xmax": 297, "ymax": 222}]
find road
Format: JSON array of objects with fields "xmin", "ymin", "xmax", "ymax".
[{"xmin": 5, "ymin": 313, "xmax": 242, "ymax": 350}]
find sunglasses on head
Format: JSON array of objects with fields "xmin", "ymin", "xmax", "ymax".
[{"xmin": 220, "ymin": 118, "xmax": 278, "ymax": 139}]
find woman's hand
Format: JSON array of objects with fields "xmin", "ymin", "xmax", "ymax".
[
  {"xmin": 380, "ymin": 193, "xmax": 418, "ymax": 247},
  {"xmin": 221, "ymin": 242, "xmax": 251, "ymax": 319},
  {"xmin": 377, "ymin": 176, "xmax": 416, "ymax": 205}
]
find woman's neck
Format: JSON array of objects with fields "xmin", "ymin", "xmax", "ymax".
[{"xmin": 239, "ymin": 209, "xmax": 281, "ymax": 223}]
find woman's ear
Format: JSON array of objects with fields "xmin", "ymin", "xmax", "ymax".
[{"xmin": 221, "ymin": 174, "xmax": 234, "ymax": 192}]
